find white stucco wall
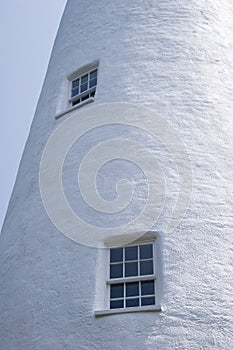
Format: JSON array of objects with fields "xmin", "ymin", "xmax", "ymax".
[{"xmin": 0, "ymin": 0, "xmax": 233, "ymax": 349}]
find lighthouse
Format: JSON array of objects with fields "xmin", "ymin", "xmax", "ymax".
[{"xmin": 1, "ymin": 1, "xmax": 233, "ymax": 349}]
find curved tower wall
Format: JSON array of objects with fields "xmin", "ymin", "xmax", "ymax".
[{"xmin": 1, "ymin": 1, "xmax": 233, "ymax": 349}]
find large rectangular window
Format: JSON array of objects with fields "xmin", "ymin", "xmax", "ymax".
[{"xmin": 109, "ymin": 243, "xmax": 157, "ymax": 310}]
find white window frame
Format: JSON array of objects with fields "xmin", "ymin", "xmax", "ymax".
[{"xmin": 94, "ymin": 233, "xmax": 162, "ymax": 317}]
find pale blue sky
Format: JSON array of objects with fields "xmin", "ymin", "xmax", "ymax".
[{"xmin": 0, "ymin": 0, "xmax": 67, "ymax": 230}]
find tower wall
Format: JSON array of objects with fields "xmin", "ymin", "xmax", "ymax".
[{"xmin": 1, "ymin": 1, "xmax": 233, "ymax": 349}]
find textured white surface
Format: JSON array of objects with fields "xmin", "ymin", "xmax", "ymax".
[{"xmin": 1, "ymin": 0, "xmax": 233, "ymax": 349}]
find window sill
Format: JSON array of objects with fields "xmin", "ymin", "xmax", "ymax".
[
  {"xmin": 94, "ymin": 304, "xmax": 161, "ymax": 317},
  {"xmin": 55, "ymin": 97, "xmax": 94, "ymax": 120}
]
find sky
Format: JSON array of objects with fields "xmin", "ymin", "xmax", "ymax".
[{"xmin": 0, "ymin": 0, "xmax": 67, "ymax": 230}]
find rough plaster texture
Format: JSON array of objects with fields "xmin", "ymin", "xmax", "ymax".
[{"xmin": 0, "ymin": 0, "xmax": 233, "ymax": 349}]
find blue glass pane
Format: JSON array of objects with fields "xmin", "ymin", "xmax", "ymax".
[
  {"xmin": 71, "ymin": 87, "xmax": 79, "ymax": 97},
  {"xmin": 72, "ymin": 78, "xmax": 79, "ymax": 88},
  {"xmin": 141, "ymin": 296, "xmax": 155, "ymax": 306},
  {"xmin": 125, "ymin": 246, "xmax": 138, "ymax": 261},
  {"xmin": 81, "ymin": 74, "xmax": 88, "ymax": 84},
  {"xmin": 90, "ymin": 69, "xmax": 97, "ymax": 79},
  {"xmin": 140, "ymin": 260, "xmax": 153, "ymax": 275},
  {"xmin": 90, "ymin": 90, "xmax": 95, "ymax": 97},
  {"xmin": 141, "ymin": 280, "xmax": 154, "ymax": 295},
  {"xmin": 110, "ymin": 284, "xmax": 124, "ymax": 298},
  {"xmin": 110, "ymin": 248, "xmax": 123, "ymax": 262},
  {"xmin": 72, "ymin": 99, "xmax": 80, "ymax": 106},
  {"xmin": 110, "ymin": 263, "xmax": 123, "ymax": 278},
  {"xmin": 81, "ymin": 94, "xmax": 89, "ymax": 101},
  {"xmin": 110, "ymin": 299, "xmax": 124, "ymax": 309},
  {"xmin": 140, "ymin": 244, "xmax": 153, "ymax": 259},
  {"xmin": 80, "ymin": 83, "xmax": 88, "ymax": 92},
  {"xmin": 89, "ymin": 78, "xmax": 97, "ymax": 88},
  {"xmin": 126, "ymin": 282, "xmax": 139, "ymax": 297},
  {"xmin": 126, "ymin": 298, "xmax": 139, "ymax": 308},
  {"xmin": 125, "ymin": 262, "xmax": 138, "ymax": 277}
]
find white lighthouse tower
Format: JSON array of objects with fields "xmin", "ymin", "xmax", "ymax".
[{"xmin": 1, "ymin": 1, "xmax": 233, "ymax": 349}]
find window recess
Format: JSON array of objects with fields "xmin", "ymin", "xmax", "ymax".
[{"xmin": 94, "ymin": 233, "xmax": 162, "ymax": 317}]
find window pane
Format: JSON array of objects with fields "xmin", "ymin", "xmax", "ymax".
[
  {"xmin": 90, "ymin": 69, "xmax": 97, "ymax": 79},
  {"xmin": 81, "ymin": 94, "xmax": 89, "ymax": 101},
  {"xmin": 110, "ymin": 284, "xmax": 124, "ymax": 299},
  {"xmin": 125, "ymin": 246, "xmax": 138, "ymax": 261},
  {"xmin": 140, "ymin": 244, "xmax": 153, "ymax": 260},
  {"xmin": 89, "ymin": 78, "xmax": 97, "ymax": 88},
  {"xmin": 90, "ymin": 90, "xmax": 95, "ymax": 97},
  {"xmin": 72, "ymin": 99, "xmax": 80, "ymax": 106},
  {"xmin": 80, "ymin": 83, "xmax": 88, "ymax": 93},
  {"xmin": 110, "ymin": 299, "xmax": 124, "ymax": 309},
  {"xmin": 125, "ymin": 262, "xmax": 138, "ymax": 277},
  {"xmin": 110, "ymin": 248, "xmax": 123, "ymax": 263},
  {"xmin": 140, "ymin": 260, "xmax": 153, "ymax": 275},
  {"xmin": 81, "ymin": 74, "xmax": 88, "ymax": 84},
  {"xmin": 141, "ymin": 296, "xmax": 155, "ymax": 306},
  {"xmin": 126, "ymin": 298, "xmax": 139, "ymax": 308},
  {"xmin": 141, "ymin": 280, "xmax": 154, "ymax": 295},
  {"xmin": 71, "ymin": 87, "xmax": 79, "ymax": 97},
  {"xmin": 110, "ymin": 263, "xmax": 123, "ymax": 278},
  {"xmin": 72, "ymin": 78, "xmax": 79, "ymax": 88},
  {"xmin": 126, "ymin": 282, "xmax": 139, "ymax": 297}
]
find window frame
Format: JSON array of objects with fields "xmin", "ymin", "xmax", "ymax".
[
  {"xmin": 69, "ymin": 67, "xmax": 98, "ymax": 107},
  {"xmin": 94, "ymin": 233, "xmax": 162, "ymax": 317},
  {"xmin": 107, "ymin": 242, "xmax": 157, "ymax": 310}
]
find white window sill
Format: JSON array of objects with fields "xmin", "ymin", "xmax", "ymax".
[
  {"xmin": 55, "ymin": 97, "xmax": 94, "ymax": 120},
  {"xmin": 94, "ymin": 304, "xmax": 161, "ymax": 317}
]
